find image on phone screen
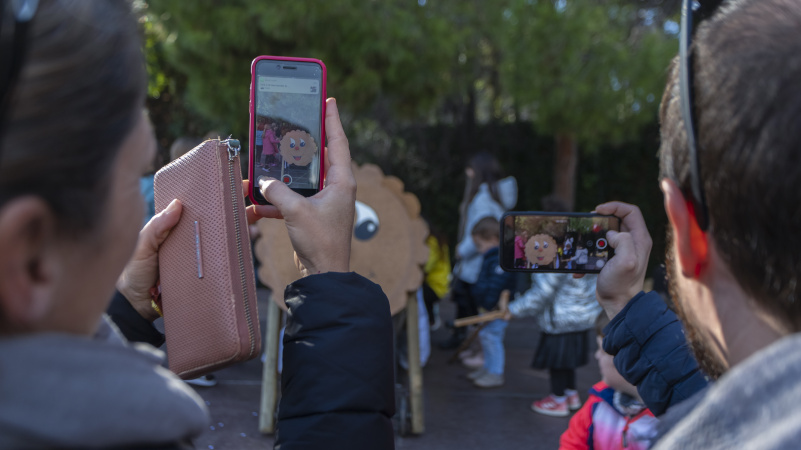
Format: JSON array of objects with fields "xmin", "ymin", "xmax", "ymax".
[
  {"xmin": 500, "ymin": 213, "xmax": 620, "ymax": 273},
  {"xmin": 251, "ymin": 58, "xmax": 324, "ymax": 202}
]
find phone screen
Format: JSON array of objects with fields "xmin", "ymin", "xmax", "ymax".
[
  {"xmin": 500, "ymin": 212, "xmax": 620, "ymax": 273},
  {"xmin": 251, "ymin": 58, "xmax": 324, "ymax": 203}
]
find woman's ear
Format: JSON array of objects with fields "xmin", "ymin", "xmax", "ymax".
[
  {"xmin": 661, "ymin": 178, "xmax": 709, "ymax": 278},
  {"xmin": 0, "ymin": 197, "xmax": 58, "ymax": 331}
]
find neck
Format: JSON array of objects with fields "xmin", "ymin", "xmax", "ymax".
[{"xmin": 708, "ymin": 265, "xmax": 789, "ymax": 368}]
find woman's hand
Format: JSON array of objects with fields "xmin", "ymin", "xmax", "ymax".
[
  {"xmin": 116, "ymin": 199, "xmax": 183, "ymax": 321},
  {"xmin": 249, "ymin": 98, "xmax": 356, "ymax": 277}
]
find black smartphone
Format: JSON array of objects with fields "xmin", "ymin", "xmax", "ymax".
[
  {"xmin": 248, "ymin": 56, "xmax": 326, "ymax": 205},
  {"xmin": 500, "ymin": 212, "xmax": 621, "ymax": 273}
]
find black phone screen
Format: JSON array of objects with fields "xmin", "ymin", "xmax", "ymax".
[
  {"xmin": 251, "ymin": 59, "xmax": 323, "ymax": 203},
  {"xmin": 500, "ymin": 212, "xmax": 620, "ymax": 273}
]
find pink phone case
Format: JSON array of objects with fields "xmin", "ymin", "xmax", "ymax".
[{"xmin": 248, "ymin": 56, "xmax": 327, "ymax": 205}]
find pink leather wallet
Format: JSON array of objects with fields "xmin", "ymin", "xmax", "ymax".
[{"xmin": 154, "ymin": 138, "xmax": 261, "ymax": 379}]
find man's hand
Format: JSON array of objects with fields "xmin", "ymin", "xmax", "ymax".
[
  {"xmin": 116, "ymin": 199, "xmax": 183, "ymax": 321},
  {"xmin": 251, "ymin": 98, "xmax": 356, "ymax": 277},
  {"xmin": 594, "ymin": 202, "xmax": 652, "ymax": 318}
]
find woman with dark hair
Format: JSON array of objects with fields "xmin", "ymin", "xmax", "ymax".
[
  {"xmin": 0, "ymin": 1, "xmax": 393, "ymax": 448},
  {"xmin": 441, "ymin": 151, "xmax": 517, "ymax": 349}
]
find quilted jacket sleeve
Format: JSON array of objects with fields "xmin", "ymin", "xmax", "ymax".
[
  {"xmin": 602, "ymin": 291, "xmax": 709, "ymax": 416},
  {"xmin": 106, "ymin": 290, "xmax": 165, "ymax": 348},
  {"xmin": 275, "ymin": 272, "xmax": 395, "ymax": 450}
]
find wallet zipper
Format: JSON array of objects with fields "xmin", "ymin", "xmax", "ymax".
[{"xmin": 225, "ymin": 139, "xmax": 257, "ymax": 359}]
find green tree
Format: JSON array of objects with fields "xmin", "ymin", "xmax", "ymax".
[
  {"xmin": 143, "ymin": 0, "xmax": 461, "ymax": 139},
  {"xmin": 498, "ymin": 0, "xmax": 675, "ymax": 210}
]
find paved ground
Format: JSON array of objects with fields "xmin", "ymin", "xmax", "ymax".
[{"xmin": 188, "ymin": 288, "xmax": 602, "ymax": 449}]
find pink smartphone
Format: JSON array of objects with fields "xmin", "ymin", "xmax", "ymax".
[{"xmin": 248, "ymin": 56, "xmax": 327, "ymax": 205}]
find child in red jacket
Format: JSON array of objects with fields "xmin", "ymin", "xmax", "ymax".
[{"xmin": 559, "ymin": 312, "xmax": 658, "ymax": 450}]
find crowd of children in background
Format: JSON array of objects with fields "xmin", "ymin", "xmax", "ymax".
[{"xmin": 429, "ymin": 153, "xmax": 656, "ymax": 448}]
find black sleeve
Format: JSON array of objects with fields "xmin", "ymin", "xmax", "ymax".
[
  {"xmin": 106, "ymin": 290, "xmax": 165, "ymax": 347},
  {"xmin": 275, "ymin": 272, "xmax": 395, "ymax": 450},
  {"xmin": 603, "ymin": 291, "xmax": 709, "ymax": 416}
]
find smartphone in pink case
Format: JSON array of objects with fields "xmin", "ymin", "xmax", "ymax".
[
  {"xmin": 154, "ymin": 138, "xmax": 261, "ymax": 379},
  {"xmin": 248, "ymin": 56, "xmax": 327, "ymax": 205}
]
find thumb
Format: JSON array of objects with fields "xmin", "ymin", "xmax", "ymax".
[
  {"xmin": 259, "ymin": 177, "xmax": 304, "ymax": 217},
  {"xmin": 606, "ymin": 230, "xmax": 637, "ymax": 272},
  {"xmin": 139, "ymin": 199, "xmax": 183, "ymax": 255}
]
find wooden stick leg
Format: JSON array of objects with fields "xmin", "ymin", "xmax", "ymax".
[
  {"xmin": 448, "ymin": 323, "xmax": 486, "ymax": 364},
  {"xmin": 406, "ymin": 292, "xmax": 425, "ymax": 434},
  {"xmin": 259, "ymin": 296, "xmax": 282, "ymax": 434}
]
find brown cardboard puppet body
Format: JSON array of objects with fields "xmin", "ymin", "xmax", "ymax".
[{"xmin": 254, "ymin": 163, "xmax": 429, "ymax": 315}]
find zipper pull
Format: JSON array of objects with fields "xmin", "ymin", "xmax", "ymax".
[{"xmin": 225, "ymin": 139, "xmax": 241, "ymax": 161}]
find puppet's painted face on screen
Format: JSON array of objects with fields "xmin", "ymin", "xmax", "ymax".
[
  {"xmin": 280, "ymin": 130, "xmax": 317, "ymax": 166},
  {"xmin": 526, "ymin": 234, "xmax": 557, "ymax": 266}
]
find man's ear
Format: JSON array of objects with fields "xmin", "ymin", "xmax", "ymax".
[
  {"xmin": 0, "ymin": 197, "xmax": 57, "ymax": 330},
  {"xmin": 661, "ymin": 178, "xmax": 709, "ymax": 278}
]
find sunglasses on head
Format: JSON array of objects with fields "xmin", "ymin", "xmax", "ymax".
[{"xmin": 679, "ymin": 0, "xmax": 724, "ymax": 231}]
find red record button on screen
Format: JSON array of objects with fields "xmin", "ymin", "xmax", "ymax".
[
  {"xmin": 282, "ymin": 175, "xmax": 292, "ymax": 184},
  {"xmin": 596, "ymin": 238, "xmax": 608, "ymax": 250}
]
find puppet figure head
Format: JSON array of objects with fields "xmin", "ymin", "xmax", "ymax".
[
  {"xmin": 280, "ymin": 130, "xmax": 317, "ymax": 166},
  {"xmin": 526, "ymin": 234, "xmax": 557, "ymax": 266}
]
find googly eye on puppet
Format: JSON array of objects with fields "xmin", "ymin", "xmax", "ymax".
[
  {"xmin": 354, "ymin": 201, "xmax": 380, "ymax": 241},
  {"xmin": 280, "ymin": 130, "xmax": 317, "ymax": 166}
]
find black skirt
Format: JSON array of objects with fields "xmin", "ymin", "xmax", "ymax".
[{"xmin": 531, "ymin": 330, "xmax": 589, "ymax": 370}]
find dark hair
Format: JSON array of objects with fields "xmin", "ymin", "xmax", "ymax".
[
  {"xmin": 471, "ymin": 216, "xmax": 500, "ymax": 241},
  {"xmin": 466, "ymin": 151, "xmax": 503, "ymax": 205},
  {"xmin": 659, "ymin": 0, "xmax": 801, "ymax": 329},
  {"xmin": 0, "ymin": 0, "xmax": 145, "ymax": 235}
]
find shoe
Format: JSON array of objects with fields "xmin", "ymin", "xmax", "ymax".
[
  {"xmin": 473, "ymin": 372, "xmax": 504, "ymax": 388},
  {"xmin": 467, "ymin": 368, "xmax": 487, "ymax": 381},
  {"xmin": 458, "ymin": 349, "xmax": 474, "ymax": 360},
  {"xmin": 461, "ymin": 354, "xmax": 484, "ymax": 369},
  {"xmin": 185, "ymin": 374, "xmax": 217, "ymax": 387},
  {"xmin": 566, "ymin": 391, "xmax": 581, "ymax": 410},
  {"xmin": 531, "ymin": 395, "xmax": 569, "ymax": 417}
]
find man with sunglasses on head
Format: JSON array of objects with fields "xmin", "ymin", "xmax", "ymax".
[{"xmin": 591, "ymin": 0, "xmax": 801, "ymax": 448}]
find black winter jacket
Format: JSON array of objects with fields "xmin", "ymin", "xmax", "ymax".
[{"xmin": 109, "ymin": 272, "xmax": 396, "ymax": 450}]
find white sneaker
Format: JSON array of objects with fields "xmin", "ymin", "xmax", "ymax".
[
  {"xmin": 461, "ymin": 354, "xmax": 484, "ymax": 369},
  {"xmin": 467, "ymin": 368, "xmax": 487, "ymax": 380},
  {"xmin": 473, "ymin": 372, "xmax": 504, "ymax": 388},
  {"xmin": 186, "ymin": 374, "xmax": 217, "ymax": 387}
]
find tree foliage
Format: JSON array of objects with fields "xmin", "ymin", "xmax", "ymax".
[
  {"xmin": 498, "ymin": 0, "xmax": 675, "ymax": 145},
  {"xmin": 141, "ymin": 0, "xmax": 679, "ymax": 271}
]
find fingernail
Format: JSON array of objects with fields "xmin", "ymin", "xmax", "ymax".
[{"xmin": 164, "ymin": 199, "xmax": 179, "ymax": 214}]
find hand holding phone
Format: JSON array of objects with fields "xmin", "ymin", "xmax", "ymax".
[
  {"xmin": 500, "ymin": 212, "xmax": 621, "ymax": 274},
  {"xmin": 256, "ymin": 99, "xmax": 356, "ymax": 277},
  {"xmin": 592, "ymin": 202, "xmax": 653, "ymax": 317},
  {"xmin": 248, "ymin": 56, "xmax": 326, "ymax": 205}
]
